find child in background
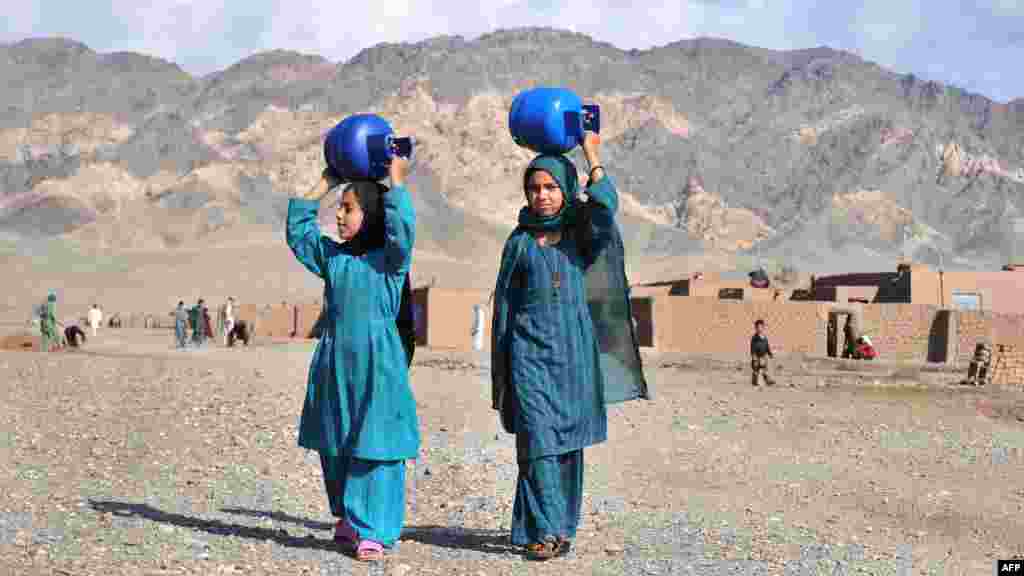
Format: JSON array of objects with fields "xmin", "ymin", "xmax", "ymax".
[{"xmin": 750, "ymin": 319, "xmax": 776, "ymax": 387}]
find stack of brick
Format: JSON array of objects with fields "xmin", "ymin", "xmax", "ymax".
[{"xmin": 990, "ymin": 343, "xmax": 1024, "ymax": 389}]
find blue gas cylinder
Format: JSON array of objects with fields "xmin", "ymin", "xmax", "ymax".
[
  {"xmin": 324, "ymin": 114, "xmax": 394, "ymax": 181},
  {"xmin": 509, "ymin": 87, "xmax": 584, "ymax": 155}
]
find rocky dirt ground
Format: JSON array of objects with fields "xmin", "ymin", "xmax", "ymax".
[{"xmin": 1, "ymin": 328, "xmax": 1022, "ymax": 576}]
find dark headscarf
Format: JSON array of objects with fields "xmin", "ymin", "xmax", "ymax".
[
  {"xmin": 336, "ymin": 181, "xmax": 416, "ymax": 366},
  {"xmin": 518, "ymin": 154, "xmax": 579, "ymax": 231}
]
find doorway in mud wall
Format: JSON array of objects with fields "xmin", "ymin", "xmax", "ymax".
[{"xmin": 827, "ymin": 309, "xmax": 859, "ymax": 358}]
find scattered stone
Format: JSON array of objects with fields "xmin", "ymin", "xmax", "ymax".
[{"xmin": 606, "ymin": 542, "xmax": 624, "ymax": 555}]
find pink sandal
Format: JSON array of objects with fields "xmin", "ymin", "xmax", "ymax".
[{"xmin": 355, "ymin": 539, "xmax": 385, "ymax": 562}]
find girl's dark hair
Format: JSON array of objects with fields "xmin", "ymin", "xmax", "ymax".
[
  {"xmin": 344, "ymin": 181, "xmax": 389, "ymax": 254},
  {"xmin": 341, "ymin": 180, "xmax": 416, "ymax": 366}
]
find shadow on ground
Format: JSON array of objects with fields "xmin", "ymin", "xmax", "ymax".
[
  {"xmin": 219, "ymin": 507, "xmax": 333, "ymax": 531},
  {"xmin": 399, "ymin": 525, "xmax": 518, "ymax": 556},
  {"xmin": 89, "ymin": 500, "xmax": 340, "ymax": 553},
  {"xmin": 89, "ymin": 500, "xmax": 517, "ymax": 557}
]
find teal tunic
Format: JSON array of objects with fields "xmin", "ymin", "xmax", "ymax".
[
  {"xmin": 502, "ymin": 176, "xmax": 620, "ymax": 460},
  {"xmin": 286, "ymin": 186, "xmax": 419, "ymax": 461},
  {"xmin": 508, "ymin": 231, "xmax": 608, "ymax": 458}
]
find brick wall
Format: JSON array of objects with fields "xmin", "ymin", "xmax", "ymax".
[
  {"xmin": 990, "ymin": 344, "xmax": 1024, "ymax": 389},
  {"xmin": 236, "ymin": 303, "xmax": 296, "ymax": 340},
  {"xmin": 645, "ymin": 297, "xmax": 970, "ymax": 363},
  {"xmin": 158, "ymin": 292, "xmax": 1024, "ymax": 370},
  {"xmin": 956, "ymin": 311, "xmax": 995, "ymax": 365},
  {"xmin": 859, "ymin": 304, "xmax": 945, "ymax": 363},
  {"xmin": 954, "ymin": 310, "xmax": 1024, "ymax": 364},
  {"xmin": 650, "ymin": 296, "xmax": 827, "ymax": 356}
]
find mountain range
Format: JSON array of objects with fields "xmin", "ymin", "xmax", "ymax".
[{"xmin": 2, "ymin": 28, "xmax": 1023, "ymax": 309}]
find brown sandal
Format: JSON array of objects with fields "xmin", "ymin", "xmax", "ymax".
[{"xmin": 525, "ymin": 537, "xmax": 570, "ymax": 561}]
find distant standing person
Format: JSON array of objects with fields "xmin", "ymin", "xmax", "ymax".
[
  {"xmin": 202, "ymin": 301, "xmax": 214, "ymax": 343},
  {"xmin": 223, "ymin": 297, "xmax": 236, "ymax": 346},
  {"xmin": 88, "ymin": 304, "xmax": 102, "ymax": 337},
  {"xmin": 191, "ymin": 299, "xmax": 206, "ymax": 347},
  {"xmin": 842, "ymin": 315, "xmax": 858, "ymax": 359},
  {"xmin": 750, "ymin": 319, "xmax": 776, "ymax": 387},
  {"xmin": 174, "ymin": 301, "xmax": 189, "ymax": 349},
  {"xmin": 471, "ymin": 303, "xmax": 486, "ymax": 352},
  {"xmin": 39, "ymin": 292, "xmax": 58, "ymax": 352}
]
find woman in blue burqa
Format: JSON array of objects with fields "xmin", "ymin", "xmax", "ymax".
[
  {"xmin": 490, "ymin": 131, "xmax": 650, "ymax": 560},
  {"xmin": 286, "ymin": 157, "xmax": 418, "ymax": 562}
]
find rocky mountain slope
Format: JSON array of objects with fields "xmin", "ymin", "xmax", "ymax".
[{"xmin": 2, "ymin": 29, "xmax": 1023, "ymax": 282}]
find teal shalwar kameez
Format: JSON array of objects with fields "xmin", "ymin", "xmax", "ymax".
[
  {"xmin": 491, "ymin": 155, "xmax": 650, "ymax": 549},
  {"xmin": 286, "ymin": 185, "xmax": 419, "ymax": 548},
  {"xmin": 40, "ymin": 295, "xmax": 57, "ymax": 352}
]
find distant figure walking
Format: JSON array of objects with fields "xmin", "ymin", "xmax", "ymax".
[
  {"xmin": 750, "ymin": 319, "xmax": 776, "ymax": 387},
  {"xmin": 174, "ymin": 301, "xmax": 189, "ymax": 349},
  {"xmin": 88, "ymin": 304, "xmax": 102, "ymax": 337}
]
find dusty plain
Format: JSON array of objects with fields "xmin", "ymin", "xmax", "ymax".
[{"xmin": 0, "ymin": 327, "xmax": 1022, "ymax": 576}]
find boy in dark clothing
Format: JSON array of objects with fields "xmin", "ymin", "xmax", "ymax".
[
  {"xmin": 228, "ymin": 320, "xmax": 251, "ymax": 348},
  {"xmin": 750, "ymin": 319, "xmax": 776, "ymax": 387}
]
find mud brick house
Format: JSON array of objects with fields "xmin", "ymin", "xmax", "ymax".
[
  {"xmin": 411, "ymin": 286, "xmax": 492, "ymax": 350},
  {"xmin": 217, "ymin": 263, "xmax": 1024, "ymax": 388},
  {"xmin": 411, "ymin": 285, "xmax": 654, "ymax": 351},
  {"xmin": 809, "ymin": 263, "xmax": 1024, "ymax": 314},
  {"xmin": 634, "ymin": 271, "xmax": 786, "ymax": 302},
  {"xmin": 625, "ymin": 263, "xmax": 1024, "ymax": 388},
  {"xmin": 234, "ymin": 301, "xmax": 320, "ymax": 340}
]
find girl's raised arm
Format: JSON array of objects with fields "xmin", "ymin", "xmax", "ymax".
[
  {"xmin": 379, "ymin": 158, "xmax": 416, "ymax": 273},
  {"xmin": 580, "ymin": 132, "xmax": 619, "ymax": 265},
  {"xmin": 286, "ymin": 173, "xmax": 334, "ymax": 279}
]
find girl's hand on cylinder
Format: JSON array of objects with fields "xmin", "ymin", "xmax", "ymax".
[{"xmin": 389, "ymin": 156, "xmax": 409, "ymax": 188}]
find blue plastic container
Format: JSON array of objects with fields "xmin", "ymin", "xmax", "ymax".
[
  {"xmin": 509, "ymin": 87, "xmax": 584, "ymax": 155},
  {"xmin": 324, "ymin": 114, "xmax": 394, "ymax": 181}
]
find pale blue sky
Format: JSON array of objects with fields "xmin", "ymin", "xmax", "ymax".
[{"xmin": 3, "ymin": 0, "xmax": 1022, "ymax": 102}]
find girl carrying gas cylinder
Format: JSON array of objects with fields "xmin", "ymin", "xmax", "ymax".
[
  {"xmin": 286, "ymin": 148, "xmax": 417, "ymax": 562},
  {"xmin": 491, "ymin": 98, "xmax": 650, "ymax": 560}
]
